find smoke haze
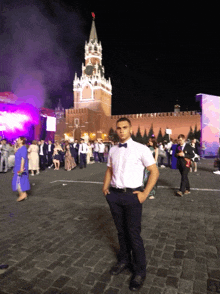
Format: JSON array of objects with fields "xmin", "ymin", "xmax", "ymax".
[{"xmin": 0, "ymin": 0, "xmax": 85, "ymax": 108}]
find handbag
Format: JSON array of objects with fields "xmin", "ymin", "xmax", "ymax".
[
  {"xmin": 90, "ymin": 156, "xmax": 94, "ymax": 161},
  {"xmin": 159, "ymin": 149, "xmax": 166, "ymax": 158}
]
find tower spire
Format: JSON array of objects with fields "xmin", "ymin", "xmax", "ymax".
[{"xmin": 89, "ymin": 13, "xmax": 98, "ymax": 43}]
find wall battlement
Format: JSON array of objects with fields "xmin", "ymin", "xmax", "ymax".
[{"xmin": 110, "ymin": 110, "xmax": 200, "ymax": 120}]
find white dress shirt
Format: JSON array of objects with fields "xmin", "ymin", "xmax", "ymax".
[
  {"xmin": 78, "ymin": 143, "xmax": 88, "ymax": 154},
  {"xmin": 93, "ymin": 143, "xmax": 99, "ymax": 152},
  {"xmin": 48, "ymin": 144, "xmax": 51, "ymax": 152},
  {"xmin": 107, "ymin": 137, "xmax": 155, "ymax": 189},
  {"xmin": 98, "ymin": 143, "xmax": 105, "ymax": 153},
  {"xmin": 39, "ymin": 144, "xmax": 44, "ymax": 156}
]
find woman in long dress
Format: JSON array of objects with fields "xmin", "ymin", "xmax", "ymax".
[
  {"xmin": 87, "ymin": 142, "xmax": 94, "ymax": 164},
  {"xmin": 12, "ymin": 137, "xmax": 30, "ymax": 202},
  {"xmin": 64, "ymin": 144, "xmax": 76, "ymax": 171},
  {"xmin": 171, "ymin": 140, "xmax": 178, "ymax": 169},
  {"xmin": 28, "ymin": 140, "xmax": 39, "ymax": 176}
]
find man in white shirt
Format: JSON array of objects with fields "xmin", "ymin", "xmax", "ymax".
[
  {"xmin": 78, "ymin": 138, "xmax": 88, "ymax": 169},
  {"xmin": 103, "ymin": 117, "xmax": 159, "ymax": 291},
  {"xmin": 93, "ymin": 140, "xmax": 99, "ymax": 162},
  {"xmin": 98, "ymin": 139, "xmax": 105, "ymax": 163},
  {"xmin": 165, "ymin": 139, "xmax": 173, "ymax": 168}
]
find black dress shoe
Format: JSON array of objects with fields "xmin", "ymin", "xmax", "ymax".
[
  {"xmin": 129, "ymin": 274, "xmax": 146, "ymax": 291},
  {"xmin": 109, "ymin": 262, "xmax": 129, "ymax": 275}
]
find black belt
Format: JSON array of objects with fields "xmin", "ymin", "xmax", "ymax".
[{"xmin": 110, "ymin": 186, "xmax": 143, "ymax": 193}]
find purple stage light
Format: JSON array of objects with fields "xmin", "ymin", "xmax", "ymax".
[{"xmin": 0, "ymin": 103, "xmax": 40, "ymax": 141}]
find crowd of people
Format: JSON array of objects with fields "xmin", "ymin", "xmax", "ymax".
[
  {"xmin": 1, "ymin": 118, "xmax": 220, "ymax": 290},
  {"xmin": 0, "ymin": 138, "xmax": 112, "ymax": 175},
  {"xmin": 0, "ymin": 135, "xmax": 219, "ymax": 201}
]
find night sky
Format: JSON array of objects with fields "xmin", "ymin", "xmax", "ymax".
[{"xmin": 1, "ymin": 1, "xmax": 220, "ymax": 115}]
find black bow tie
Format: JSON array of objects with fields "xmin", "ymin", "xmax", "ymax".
[{"xmin": 119, "ymin": 143, "xmax": 127, "ymax": 148}]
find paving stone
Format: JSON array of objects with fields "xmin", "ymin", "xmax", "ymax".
[
  {"xmin": 153, "ymin": 276, "xmax": 166, "ymax": 288},
  {"xmin": 104, "ymin": 287, "xmax": 120, "ymax": 294},
  {"xmin": 166, "ymin": 276, "xmax": 179, "ymax": 288},
  {"xmin": 178, "ymin": 279, "xmax": 193, "ymax": 293},
  {"xmin": 185, "ymin": 250, "xmax": 196, "ymax": 259},
  {"xmin": 90, "ymin": 281, "xmax": 107, "ymax": 293},
  {"xmin": 149, "ymin": 286, "xmax": 164, "ymax": 294},
  {"xmin": 157, "ymin": 268, "xmax": 168, "ymax": 277},
  {"xmin": 173, "ymin": 251, "xmax": 184, "ymax": 259},
  {"xmin": 51, "ymin": 275, "xmax": 70, "ymax": 289},
  {"xmin": 0, "ymin": 160, "xmax": 220, "ymax": 294},
  {"xmin": 163, "ymin": 288, "xmax": 178, "ymax": 294},
  {"xmin": 180, "ymin": 270, "xmax": 194, "ymax": 280},
  {"xmin": 193, "ymin": 280, "xmax": 207, "ymax": 293},
  {"xmin": 83, "ymin": 272, "xmax": 100, "ymax": 286}
]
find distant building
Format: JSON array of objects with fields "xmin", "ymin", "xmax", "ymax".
[{"xmin": 61, "ymin": 18, "xmax": 201, "ymax": 142}]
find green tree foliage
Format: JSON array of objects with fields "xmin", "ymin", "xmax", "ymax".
[
  {"xmin": 108, "ymin": 127, "xmax": 119, "ymax": 142},
  {"xmin": 136, "ymin": 126, "xmax": 143, "ymax": 143},
  {"xmin": 157, "ymin": 128, "xmax": 163, "ymax": 143},
  {"xmin": 163, "ymin": 128, "xmax": 170, "ymax": 142},
  {"xmin": 194, "ymin": 124, "xmax": 201, "ymax": 141},
  {"xmin": 142, "ymin": 129, "xmax": 148, "ymax": 145},
  {"xmin": 187, "ymin": 126, "xmax": 194, "ymax": 140},
  {"xmin": 148, "ymin": 124, "xmax": 154, "ymax": 138}
]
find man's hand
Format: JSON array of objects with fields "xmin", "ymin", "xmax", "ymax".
[
  {"xmin": 103, "ymin": 188, "xmax": 110, "ymax": 196},
  {"xmin": 178, "ymin": 151, "xmax": 184, "ymax": 157},
  {"xmin": 133, "ymin": 191, "xmax": 148, "ymax": 203}
]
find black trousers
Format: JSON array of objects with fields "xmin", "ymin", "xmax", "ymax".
[
  {"xmin": 48, "ymin": 152, "xmax": 53, "ymax": 166},
  {"xmin": 39, "ymin": 155, "xmax": 46, "ymax": 170},
  {"xmin": 178, "ymin": 165, "xmax": 190, "ymax": 193},
  {"xmin": 98, "ymin": 152, "xmax": 104, "ymax": 163},
  {"xmin": 106, "ymin": 187, "xmax": 146, "ymax": 276},
  {"xmin": 79, "ymin": 153, "xmax": 87, "ymax": 168}
]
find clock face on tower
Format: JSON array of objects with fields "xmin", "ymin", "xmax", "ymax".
[{"xmin": 85, "ymin": 65, "xmax": 94, "ymax": 76}]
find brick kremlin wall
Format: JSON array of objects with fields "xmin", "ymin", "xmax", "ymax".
[{"xmin": 109, "ymin": 111, "xmax": 201, "ymax": 140}]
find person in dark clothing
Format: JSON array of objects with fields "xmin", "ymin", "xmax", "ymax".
[{"xmin": 175, "ymin": 134, "xmax": 194, "ymax": 197}]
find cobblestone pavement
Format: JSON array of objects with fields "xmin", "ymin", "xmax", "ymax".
[{"xmin": 0, "ymin": 159, "xmax": 220, "ymax": 294}]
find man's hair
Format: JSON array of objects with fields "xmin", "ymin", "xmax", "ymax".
[
  {"xmin": 178, "ymin": 134, "xmax": 185, "ymax": 139},
  {"xmin": 116, "ymin": 117, "xmax": 131, "ymax": 126}
]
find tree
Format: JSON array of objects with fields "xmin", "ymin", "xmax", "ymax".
[
  {"xmin": 148, "ymin": 124, "xmax": 154, "ymax": 138},
  {"xmin": 108, "ymin": 127, "xmax": 115, "ymax": 141},
  {"xmin": 131, "ymin": 131, "xmax": 136, "ymax": 141},
  {"xmin": 142, "ymin": 129, "xmax": 148, "ymax": 145},
  {"xmin": 136, "ymin": 126, "xmax": 143, "ymax": 143},
  {"xmin": 108, "ymin": 127, "xmax": 119, "ymax": 142},
  {"xmin": 163, "ymin": 127, "xmax": 170, "ymax": 142},
  {"xmin": 157, "ymin": 128, "xmax": 163, "ymax": 143},
  {"xmin": 187, "ymin": 126, "xmax": 194, "ymax": 140},
  {"xmin": 194, "ymin": 124, "xmax": 201, "ymax": 141}
]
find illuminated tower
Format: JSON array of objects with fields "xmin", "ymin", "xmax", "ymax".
[{"xmin": 73, "ymin": 16, "xmax": 112, "ymax": 116}]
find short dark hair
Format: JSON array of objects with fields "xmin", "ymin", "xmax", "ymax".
[
  {"xmin": 178, "ymin": 134, "xmax": 185, "ymax": 139},
  {"xmin": 116, "ymin": 117, "xmax": 131, "ymax": 126}
]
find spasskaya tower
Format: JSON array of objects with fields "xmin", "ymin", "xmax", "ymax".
[{"xmin": 73, "ymin": 14, "xmax": 112, "ymax": 116}]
